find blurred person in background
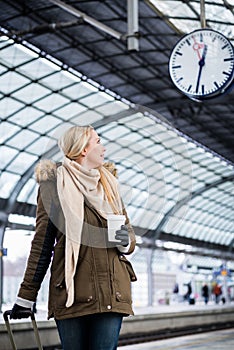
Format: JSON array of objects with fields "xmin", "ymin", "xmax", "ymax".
[{"xmin": 201, "ymin": 283, "xmax": 209, "ymax": 305}]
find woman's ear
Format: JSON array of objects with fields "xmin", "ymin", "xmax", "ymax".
[{"xmin": 81, "ymin": 148, "xmax": 87, "ymax": 157}]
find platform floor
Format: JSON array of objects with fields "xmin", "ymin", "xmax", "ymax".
[
  {"xmin": 119, "ymin": 328, "xmax": 234, "ymax": 349},
  {"xmin": 1, "ymin": 303, "xmax": 234, "ymax": 349},
  {"xmin": 2, "ymin": 300, "xmax": 233, "ymax": 320}
]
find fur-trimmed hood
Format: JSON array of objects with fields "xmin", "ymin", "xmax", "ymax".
[
  {"xmin": 34, "ymin": 159, "xmax": 57, "ymax": 183},
  {"xmin": 34, "ymin": 159, "xmax": 118, "ymax": 183}
]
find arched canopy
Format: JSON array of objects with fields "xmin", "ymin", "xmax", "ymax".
[
  {"xmin": 1, "ymin": 0, "xmax": 233, "ymax": 162},
  {"xmin": 0, "ymin": 33, "xmax": 233, "ymax": 261},
  {"xmin": 0, "ymin": 1, "xmax": 233, "ymax": 262}
]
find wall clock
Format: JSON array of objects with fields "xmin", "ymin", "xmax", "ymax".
[{"xmin": 169, "ymin": 28, "xmax": 234, "ymax": 101}]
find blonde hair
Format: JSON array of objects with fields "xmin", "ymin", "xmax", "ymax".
[
  {"xmin": 101, "ymin": 162, "xmax": 120, "ymax": 213},
  {"xmin": 59, "ymin": 125, "xmax": 121, "ymax": 214},
  {"xmin": 58, "ymin": 125, "xmax": 93, "ymax": 160}
]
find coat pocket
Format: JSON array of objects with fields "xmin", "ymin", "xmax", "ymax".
[
  {"xmin": 52, "ymin": 257, "xmax": 97, "ymax": 308},
  {"xmin": 112, "ymin": 254, "xmax": 137, "ymax": 303},
  {"xmin": 73, "ymin": 257, "xmax": 97, "ymax": 304}
]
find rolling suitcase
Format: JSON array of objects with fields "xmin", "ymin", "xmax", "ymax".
[{"xmin": 3, "ymin": 310, "xmax": 43, "ymax": 350}]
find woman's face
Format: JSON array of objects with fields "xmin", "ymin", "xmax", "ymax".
[{"xmin": 82, "ymin": 129, "xmax": 106, "ymax": 169}]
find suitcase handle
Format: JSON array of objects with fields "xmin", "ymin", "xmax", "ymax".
[
  {"xmin": 3, "ymin": 310, "xmax": 43, "ymax": 350},
  {"xmin": 3, "ymin": 309, "xmax": 33, "ymax": 320}
]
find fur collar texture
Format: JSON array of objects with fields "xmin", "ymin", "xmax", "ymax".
[
  {"xmin": 34, "ymin": 159, "xmax": 117, "ymax": 183},
  {"xmin": 34, "ymin": 159, "xmax": 57, "ymax": 183}
]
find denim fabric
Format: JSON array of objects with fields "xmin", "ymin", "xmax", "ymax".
[{"xmin": 56, "ymin": 312, "xmax": 123, "ymax": 350}]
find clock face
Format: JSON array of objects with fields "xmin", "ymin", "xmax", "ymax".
[{"xmin": 169, "ymin": 29, "xmax": 234, "ymax": 100}]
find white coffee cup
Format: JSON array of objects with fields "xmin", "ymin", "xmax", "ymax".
[{"xmin": 107, "ymin": 214, "xmax": 126, "ymax": 242}]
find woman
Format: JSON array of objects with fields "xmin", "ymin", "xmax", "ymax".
[{"xmin": 10, "ymin": 125, "xmax": 137, "ymax": 350}]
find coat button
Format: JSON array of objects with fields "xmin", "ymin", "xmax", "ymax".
[
  {"xmin": 107, "ymin": 305, "xmax": 112, "ymax": 310},
  {"xmin": 116, "ymin": 291, "xmax": 121, "ymax": 297},
  {"xmin": 87, "ymin": 296, "xmax": 93, "ymax": 302}
]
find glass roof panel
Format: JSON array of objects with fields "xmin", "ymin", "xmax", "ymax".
[
  {"xmin": 6, "ymin": 152, "xmax": 37, "ymax": 175},
  {"xmin": 29, "ymin": 115, "xmax": 63, "ymax": 133},
  {"xmin": 79, "ymin": 94, "xmax": 111, "ymax": 108},
  {"xmin": 7, "ymin": 129, "xmax": 38, "ymax": 149},
  {"xmin": 95, "ymin": 101, "xmax": 128, "ymax": 115},
  {"xmin": 18, "ymin": 59, "xmax": 60, "ymax": 80},
  {"xmin": 164, "ymin": 176, "xmax": 234, "ymax": 243},
  {"xmin": 71, "ymin": 110, "xmax": 102, "ymax": 125},
  {"xmin": 0, "ymin": 121, "xmax": 21, "ymax": 143},
  {"xmin": 0, "ymin": 71, "xmax": 30, "ymax": 94},
  {"xmin": 0, "ymin": 97, "xmax": 24, "ymax": 117},
  {"xmin": 0, "ymin": 65, "xmax": 7, "ymax": 75},
  {"xmin": 27, "ymin": 136, "xmax": 56, "ymax": 156},
  {"xmin": 17, "ymin": 178, "xmax": 37, "ymax": 204},
  {"xmin": 39, "ymin": 71, "xmax": 79, "ymax": 91},
  {"xmin": 54, "ymin": 103, "xmax": 87, "ymax": 120},
  {"xmin": 47, "ymin": 122, "xmax": 73, "ymax": 139},
  {"xmin": 150, "ymin": 0, "xmax": 196, "ymax": 17},
  {"xmin": 8, "ymin": 107, "xmax": 44, "ymax": 127},
  {"xmin": 33, "ymin": 94, "xmax": 69, "ymax": 113},
  {"xmin": 0, "ymin": 172, "xmax": 21, "ymax": 198},
  {"xmin": 148, "ymin": 0, "xmax": 234, "ymax": 41},
  {"xmin": 61, "ymin": 81, "xmax": 97, "ymax": 100},
  {"xmin": 0, "ymin": 146, "xmax": 18, "ymax": 170},
  {"xmin": 12, "ymin": 83, "xmax": 50, "ymax": 104},
  {"xmin": 0, "ymin": 42, "xmax": 38, "ymax": 67}
]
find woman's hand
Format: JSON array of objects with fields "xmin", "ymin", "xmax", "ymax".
[
  {"xmin": 115, "ymin": 225, "xmax": 129, "ymax": 246},
  {"xmin": 10, "ymin": 304, "xmax": 32, "ymax": 319}
]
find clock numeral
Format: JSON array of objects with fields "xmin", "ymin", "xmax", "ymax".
[
  {"xmin": 172, "ymin": 65, "xmax": 181, "ymax": 69},
  {"xmin": 186, "ymin": 39, "xmax": 191, "ymax": 46},
  {"xmin": 200, "ymin": 33, "xmax": 203, "ymax": 42},
  {"xmin": 175, "ymin": 51, "xmax": 182, "ymax": 56},
  {"xmin": 214, "ymin": 82, "xmax": 219, "ymax": 88},
  {"xmin": 202, "ymin": 85, "xmax": 205, "ymax": 94},
  {"xmin": 223, "ymin": 71, "xmax": 230, "ymax": 76},
  {"xmin": 224, "ymin": 57, "xmax": 233, "ymax": 62}
]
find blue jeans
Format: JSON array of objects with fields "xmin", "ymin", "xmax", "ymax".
[{"xmin": 56, "ymin": 312, "xmax": 123, "ymax": 350}]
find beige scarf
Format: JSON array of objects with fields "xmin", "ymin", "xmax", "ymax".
[{"xmin": 57, "ymin": 156, "xmax": 123, "ymax": 307}]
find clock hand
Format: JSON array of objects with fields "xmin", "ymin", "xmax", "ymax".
[
  {"xmin": 192, "ymin": 36, "xmax": 204, "ymax": 60},
  {"xmin": 195, "ymin": 44, "xmax": 207, "ymax": 93}
]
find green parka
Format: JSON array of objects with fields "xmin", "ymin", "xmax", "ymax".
[{"xmin": 17, "ymin": 160, "xmax": 137, "ymax": 320}]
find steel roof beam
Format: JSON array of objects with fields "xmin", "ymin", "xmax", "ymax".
[
  {"xmin": 49, "ymin": 0, "xmax": 124, "ymax": 40},
  {"xmin": 49, "ymin": 0, "xmax": 140, "ymax": 51}
]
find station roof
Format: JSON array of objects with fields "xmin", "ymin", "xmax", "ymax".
[{"xmin": 0, "ymin": 0, "xmax": 234, "ymax": 260}]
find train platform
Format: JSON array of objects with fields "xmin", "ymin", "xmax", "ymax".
[
  {"xmin": 120, "ymin": 327, "xmax": 234, "ymax": 349},
  {"xmin": 1, "ymin": 302, "xmax": 234, "ymax": 349},
  {"xmin": 1, "ymin": 299, "xmax": 231, "ymax": 318}
]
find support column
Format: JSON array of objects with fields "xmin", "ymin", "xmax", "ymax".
[
  {"xmin": 127, "ymin": 0, "xmax": 139, "ymax": 51},
  {"xmin": 0, "ymin": 221, "xmax": 7, "ymax": 312},
  {"xmin": 145, "ymin": 247, "xmax": 154, "ymax": 306}
]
